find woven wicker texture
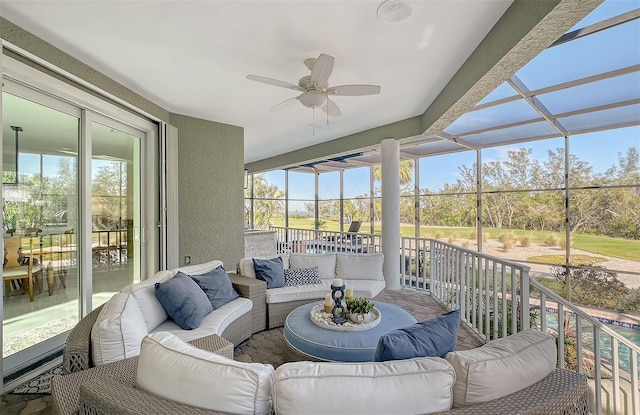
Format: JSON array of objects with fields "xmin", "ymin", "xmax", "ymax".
[
  {"xmin": 53, "ymin": 334, "xmax": 233, "ymax": 415},
  {"xmin": 230, "ymin": 273, "xmax": 267, "ymax": 334},
  {"xmin": 219, "ymin": 311, "xmax": 252, "ymax": 347},
  {"xmin": 62, "ymin": 305, "xmax": 104, "ymax": 374}
]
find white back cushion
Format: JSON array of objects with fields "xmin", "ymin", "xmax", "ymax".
[
  {"xmin": 273, "ymin": 358, "xmax": 454, "ymax": 415},
  {"xmin": 336, "ymin": 253, "xmax": 384, "ymax": 280},
  {"xmin": 446, "ymin": 329, "xmax": 557, "ymax": 407},
  {"xmin": 121, "ymin": 270, "xmax": 173, "ymax": 331},
  {"xmin": 91, "ymin": 293, "xmax": 148, "ymax": 366},
  {"xmin": 239, "ymin": 255, "xmax": 289, "ymax": 279},
  {"xmin": 289, "ymin": 253, "xmax": 336, "ymax": 280},
  {"xmin": 137, "ymin": 332, "xmax": 274, "ymax": 415},
  {"xmin": 172, "ymin": 259, "xmax": 223, "ymax": 276}
]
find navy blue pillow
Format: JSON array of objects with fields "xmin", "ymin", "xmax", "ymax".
[
  {"xmin": 252, "ymin": 257, "xmax": 285, "ymax": 289},
  {"xmin": 190, "ymin": 266, "xmax": 240, "ymax": 309},
  {"xmin": 374, "ymin": 309, "xmax": 460, "ymax": 362},
  {"xmin": 155, "ymin": 272, "xmax": 213, "ymax": 330}
]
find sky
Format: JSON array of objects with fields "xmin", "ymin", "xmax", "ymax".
[{"xmin": 261, "ymin": 0, "xmax": 640, "ymax": 211}]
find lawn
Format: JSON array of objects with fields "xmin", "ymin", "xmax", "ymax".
[{"xmin": 268, "ymin": 218, "xmax": 640, "ymax": 262}]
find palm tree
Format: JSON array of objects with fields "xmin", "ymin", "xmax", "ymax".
[{"xmin": 373, "ymin": 159, "xmax": 414, "ymax": 186}]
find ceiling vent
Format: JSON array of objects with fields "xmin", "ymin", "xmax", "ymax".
[{"xmin": 377, "ymin": 0, "xmax": 413, "ymax": 23}]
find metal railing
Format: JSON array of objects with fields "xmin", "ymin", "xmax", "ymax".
[
  {"xmin": 270, "ymin": 226, "xmax": 381, "ymax": 255},
  {"xmin": 402, "ymin": 236, "xmax": 640, "ymax": 415}
]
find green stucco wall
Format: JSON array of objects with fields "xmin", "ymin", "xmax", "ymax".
[{"xmin": 171, "ymin": 114, "xmax": 244, "ymax": 270}]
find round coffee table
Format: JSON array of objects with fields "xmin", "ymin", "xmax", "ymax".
[{"xmin": 284, "ymin": 301, "xmax": 417, "ymax": 362}]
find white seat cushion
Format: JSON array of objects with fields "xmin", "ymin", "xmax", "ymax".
[
  {"xmin": 445, "ymin": 329, "xmax": 557, "ymax": 407},
  {"xmin": 121, "ymin": 270, "xmax": 173, "ymax": 331},
  {"xmin": 151, "ymin": 297, "xmax": 252, "ymax": 342},
  {"xmin": 340, "ymin": 279, "xmax": 385, "ymax": 298},
  {"xmin": 239, "ymin": 255, "xmax": 289, "ymax": 279},
  {"xmin": 91, "ymin": 292, "xmax": 148, "ymax": 366},
  {"xmin": 265, "ymin": 283, "xmax": 327, "ymax": 304},
  {"xmin": 336, "ymin": 253, "xmax": 384, "ymax": 281},
  {"xmin": 137, "ymin": 332, "xmax": 274, "ymax": 415},
  {"xmin": 273, "ymin": 358, "xmax": 455, "ymax": 415},
  {"xmin": 289, "ymin": 253, "xmax": 336, "ymax": 279}
]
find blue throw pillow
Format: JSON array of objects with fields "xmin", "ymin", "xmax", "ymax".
[
  {"xmin": 252, "ymin": 257, "xmax": 285, "ymax": 289},
  {"xmin": 374, "ymin": 309, "xmax": 460, "ymax": 362},
  {"xmin": 190, "ymin": 266, "xmax": 240, "ymax": 309},
  {"xmin": 155, "ymin": 272, "xmax": 214, "ymax": 330}
]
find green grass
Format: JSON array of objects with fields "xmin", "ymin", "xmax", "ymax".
[
  {"xmin": 268, "ymin": 218, "xmax": 640, "ymax": 262},
  {"xmin": 527, "ymin": 254, "xmax": 607, "ymax": 265}
]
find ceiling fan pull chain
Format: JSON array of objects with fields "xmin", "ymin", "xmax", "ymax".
[{"xmin": 313, "ymin": 107, "xmax": 316, "ymax": 136}]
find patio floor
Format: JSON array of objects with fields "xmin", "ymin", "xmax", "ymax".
[{"xmin": 1, "ymin": 287, "xmax": 485, "ymax": 415}]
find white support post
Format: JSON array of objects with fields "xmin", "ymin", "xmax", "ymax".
[{"xmin": 381, "ymin": 139, "xmax": 401, "ymax": 290}]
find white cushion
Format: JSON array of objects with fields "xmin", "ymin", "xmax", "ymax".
[
  {"xmin": 445, "ymin": 329, "xmax": 557, "ymax": 407},
  {"xmin": 91, "ymin": 293, "xmax": 148, "ymax": 366},
  {"xmin": 239, "ymin": 255, "xmax": 289, "ymax": 279},
  {"xmin": 151, "ymin": 297, "xmax": 252, "ymax": 342},
  {"xmin": 265, "ymin": 283, "xmax": 327, "ymax": 304},
  {"xmin": 122, "ymin": 270, "xmax": 173, "ymax": 331},
  {"xmin": 336, "ymin": 253, "xmax": 384, "ymax": 280},
  {"xmin": 172, "ymin": 259, "xmax": 224, "ymax": 276},
  {"xmin": 273, "ymin": 358, "xmax": 455, "ymax": 415},
  {"xmin": 137, "ymin": 332, "xmax": 274, "ymax": 415},
  {"xmin": 339, "ymin": 279, "xmax": 386, "ymax": 298},
  {"xmin": 289, "ymin": 253, "xmax": 336, "ymax": 279}
]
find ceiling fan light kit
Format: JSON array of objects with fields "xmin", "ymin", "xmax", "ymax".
[
  {"xmin": 246, "ymin": 53, "xmax": 381, "ymax": 123},
  {"xmin": 377, "ymin": 0, "xmax": 413, "ymax": 23}
]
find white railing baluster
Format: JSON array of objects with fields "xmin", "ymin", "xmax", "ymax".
[
  {"xmin": 612, "ymin": 338, "xmax": 620, "ymax": 415},
  {"xmin": 576, "ymin": 315, "xmax": 584, "ymax": 375},
  {"xmin": 501, "ymin": 263, "xmax": 507, "ymax": 339},
  {"xmin": 558, "ymin": 303, "xmax": 565, "ymax": 370},
  {"xmin": 632, "ymin": 350, "xmax": 639, "ymax": 415},
  {"xmin": 520, "ymin": 268, "xmax": 530, "ymax": 332},
  {"xmin": 594, "ymin": 326, "xmax": 603, "ymax": 415},
  {"xmin": 492, "ymin": 263, "xmax": 498, "ymax": 340}
]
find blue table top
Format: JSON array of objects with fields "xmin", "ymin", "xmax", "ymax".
[{"xmin": 284, "ymin": 301, "xmax": 417, "ymax": 362}]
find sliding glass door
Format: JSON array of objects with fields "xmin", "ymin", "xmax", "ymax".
[{"xmin": 1, "ymin": 77, "xmax": 155, "ymax": 380}]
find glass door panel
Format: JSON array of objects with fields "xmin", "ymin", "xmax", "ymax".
[
  {"xmin": 2, "ymin": 91, "xmax": 79, "ymax": 360},
  {"xmin": 90, "ymin": 121, "xmax": 141, "ymax": 309}
]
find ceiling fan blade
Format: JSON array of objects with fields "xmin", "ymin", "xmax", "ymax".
[
  {"xmin": 321, "ymin": 98, "xmax": 342, "ymax": 117},
  {"xmin": 310, "ymin": 54, "xmax": 334, "ymax": 86},
  {"xmin": 246, "ymin": 75, "xmax": 303, "ymax": 91},
  {"xmin": 327, "ymin": 84, "xmax": 381, "ymax": 96},
  {"xmin": 269, "ymin": 96, "xmax": 300, "ymax": 112}
]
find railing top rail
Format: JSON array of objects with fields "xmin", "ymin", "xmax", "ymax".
[
  {"xmin": 530, "ymin": 278, "xmax": 640, "ymax": 352},
  {"xmin": 402, "ymin": 236, "xmax": 531, "ymax": 273},
  {"xmin": 270, "ymin": 225, "xmax": 381, "ymax": 238}
]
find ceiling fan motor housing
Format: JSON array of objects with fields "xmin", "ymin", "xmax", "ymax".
[{"xmin": 298, "ymin": 90, "xmax": 327, "ymax": 108}]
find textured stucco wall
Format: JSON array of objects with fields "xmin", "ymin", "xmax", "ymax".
[{"xmin": 170, "ymin": 113, "xmax": 244, "ymax": 271}]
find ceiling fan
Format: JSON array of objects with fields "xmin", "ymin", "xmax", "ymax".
[{"xmin": 246, "ymin": 53, "xmax": 380, "ymax": 118}]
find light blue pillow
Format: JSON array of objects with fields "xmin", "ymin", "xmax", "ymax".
[
  {"xmin": 252, "ymin": 257, "xmax": 285, "ymax": 289},
  {"xmin": 374, "ymin": 310, "xmax": 460, "ymax": 361},
  {"xmin": 190, "ymin": 266, "xmax": 240, "ymax": 309},
  {"xmin": 155, "ymin": 272, "xmax": 213, "ymax": 330}
]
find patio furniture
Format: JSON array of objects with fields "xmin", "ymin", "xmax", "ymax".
[
  {"xmin": 237, "ymin": 252, "xmax": 385, "ymax": 329},
  {"xmin": 62, "ymin": 260, "xmax": 255, "ymax": 373},
  {"xmin": 3, "ymin": 236, "xmax": 42, "ymax": 302},
  {"xmin": 283, "ymin": 301, "xmax": 416, "ymax": 361},
  {"xmin": 51, "ymin": 333, "xmax": 234, "ymax": 415}
]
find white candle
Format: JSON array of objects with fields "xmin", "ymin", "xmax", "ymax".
[
  {"xmin": 346, "ymin": 287, "xmax": 354, "ymax": 298},
  {"xmin": 333, "ymin": 278, "xmax": 343, "ymax": 287},
  {"xmin": 325, "ymin": 293, "xmax": 332, "ymax": 306}
]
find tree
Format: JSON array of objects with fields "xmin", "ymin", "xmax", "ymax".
[{"xmin": 251, "ymin": 174, "xmax": 284, "ymax": 229}]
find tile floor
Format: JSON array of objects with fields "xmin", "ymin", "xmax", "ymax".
[{"xmin": 1, "ymin": 288, "xmax": 485, "ymax": 415}]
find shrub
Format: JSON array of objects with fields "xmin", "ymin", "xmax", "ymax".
[
  {"xmin": 470, "ymin": 230, "xmax": 477, "ymax": 239},
  {"xmin": 461, "ymin": 240, "xmax": 470, "ymax": 248},
  {"xmin": 448, "ymin": 233, "xmax": 458, "ymax": 243},
  {"xmin": 502, "ymin": 239, "xmax": 513, "ymax": 252},
  {"xmin": 519, "ymin": 234, "xmax": 532, "ymax": 247},
  {"xmin": 545, "ymin": 233, "xmax": 559, "ymax": 246},
  {"xmin": 435, "ymin": 231, "xmax": 443, "ymax": 239},
  {"xmin": 482, "ymin": 231, "xmax": 489, "ymax": 243},
  {"xmin": 498, "ymin": 232, "xmax": 517, "ymax": 243},
  {"xmin": 559, "ymin": 237, "xmax": 573, "ymax": 250}
]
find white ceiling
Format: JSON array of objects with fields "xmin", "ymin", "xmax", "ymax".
[{"xmin": 0, "ymin": 0, "xmax": 513, "ymax": 164}]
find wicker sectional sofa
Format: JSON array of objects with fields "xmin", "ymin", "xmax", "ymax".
[
  {"xmin": 236, "ymin": 252, "xmax": 386, "ymax": 330},
  {"xmin": 52, "ymin": 330, "xmax": 590, "ymax": 415},
  {"xmin": 62, "ymin": 260, "xmax": 255, "ymax": 374}
]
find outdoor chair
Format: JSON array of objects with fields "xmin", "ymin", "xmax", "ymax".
[{"xmin": 3, "ymin": 236, "xmax": 42, "ymax": 302}]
